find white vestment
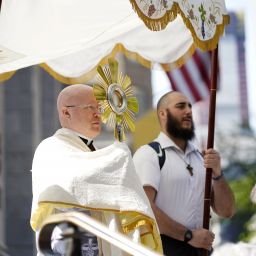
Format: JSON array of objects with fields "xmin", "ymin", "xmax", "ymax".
[{"xmin": 31, "ymin": 128, "xmax": 162, "ymax": 255}]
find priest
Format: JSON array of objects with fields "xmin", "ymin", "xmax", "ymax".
[{"xmin": 30, "ymin": 84, "xmax": 162, "ymax": 256}]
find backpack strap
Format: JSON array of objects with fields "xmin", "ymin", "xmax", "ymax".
[{"xmin": 148, "ymin": 141, "xmax": 166, "ymax": 170}]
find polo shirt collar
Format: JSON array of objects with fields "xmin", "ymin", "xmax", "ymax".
[{"xmin": 157, "ymin": 132, "xmax": 197, "ymax": 154}]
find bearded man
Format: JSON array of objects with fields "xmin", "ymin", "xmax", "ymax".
[{"xmin": 133, "ymin": 91, "xmax": 235, "ymax": 256}]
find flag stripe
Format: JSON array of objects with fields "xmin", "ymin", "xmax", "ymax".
[
  {"xmin": 180, "ymin": 66, "xmax": 202, "ymax": 102},
  {"xmin": 167, "ymin": 69, "xmax": 196, "ymax": 102},
  {"xmin": 186, "ymin": 58, "xmax": 209, "ymax": 99},
  {"xmin": 165, "ymin": 49, "xmax": 212, "ymax": 104},
  {"xmin": 193, "ymin": 51, "xmax": 211, "ymax": 86}
]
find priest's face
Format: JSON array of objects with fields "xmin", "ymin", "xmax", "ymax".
[{"xmin": 66, "ymin": 88, "xmax": 102, "ymax": 139}]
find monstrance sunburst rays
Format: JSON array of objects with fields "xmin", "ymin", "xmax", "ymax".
[{"xmin": 93, "ymin": 58, "xmax": 139, "ymax": 141}]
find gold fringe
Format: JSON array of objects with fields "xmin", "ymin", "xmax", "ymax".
[
  {"xmin": 40, "ymin": 43, "xmax": 155, "ymax": 85},
  {"xmin": 177, "ymin": 6, "xmax": 230, "ymax": 51},
  {"xmin": 1, "ymin": 5, "xmax": 229, "ymax": 84},
  {"xmin": 161, "ymin": 44, "xmax": 196, "ymax": 71},
  {"xmin": 40, "ymin": 4, "xmax": 229, "ymax": 84},
  {"xmin": 129, "ymin": 0, "xmax": 178, "ymax": 31},
  {"xmin": 40, "ymin": 63, "xmax": 96, "ymax": 85},
  {"xmin": 129, "ymin": 0, "xmax": 230, "ymax": 50},
  {"xmin": 39, "ymin": 42, "xmax": 195, "ymax": 85},
  {"xmin": 2, "ymin": 13, "xmax": 229, "ymax": 85},
  {"xmin": 0, "ymin": 71, "xmax": 16, "ymax": 83},
  {"xmin": 39, "ymin": 46, "xmax": 121, "ymax": 85}
]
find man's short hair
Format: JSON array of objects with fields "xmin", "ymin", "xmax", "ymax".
[{"xmin": 156, "ymin": 91, "xmax": 175, "ymax": 111}]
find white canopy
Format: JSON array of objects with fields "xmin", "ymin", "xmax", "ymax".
[{"xmin": 0, "ymin": 0, "xmax": 229, "ymax": 83}]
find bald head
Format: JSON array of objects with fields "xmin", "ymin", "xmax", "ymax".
[
  {"xmin": 157, "ymin": 91, "xmax": 173, "ymax": 112},
  {"xmin": 57, "ymin": 84, "xmax": 93, "ymax": 115},
  {"xmin": 57, "ymin": 84, "xmax": 101, "ymax": 138},
  {"xmin": 157, "ymin": 91, "xmax": 187, "ymax": 113}
]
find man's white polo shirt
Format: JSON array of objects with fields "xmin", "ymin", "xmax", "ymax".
[{"xmin": 133, "ymin": 132, "xmax": 206, "ymax": 230}]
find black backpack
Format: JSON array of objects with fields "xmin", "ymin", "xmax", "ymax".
[{"xmin": 148, "ymin": 141, "xmax": 166, "ymax": 170}]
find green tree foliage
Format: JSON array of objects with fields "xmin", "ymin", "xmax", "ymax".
[{"xmin": 227, "ymin": 163, "xmax": 256, "ymax": 242}]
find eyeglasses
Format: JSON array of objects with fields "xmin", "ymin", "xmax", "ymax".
[{"xmin": 66, "ymin": 104, "xmax": 103, "ymax": 113}]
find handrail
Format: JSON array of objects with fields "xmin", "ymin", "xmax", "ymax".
[{"xmin": 38, "ymin": 212, "xmax": 163, "ymax": 256}]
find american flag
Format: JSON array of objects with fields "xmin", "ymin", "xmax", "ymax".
[{"xmin": 166, "ymin": 49, "xmax": 212, "ymax": 104}]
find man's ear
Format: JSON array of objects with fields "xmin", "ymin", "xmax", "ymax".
[
  {"xmin": 62, "ymin": 107, "xmax": 71, "ymax": 119},
  {"xmin": 158, "ymin": 109, "xmax": 167, "ymax": 120}
]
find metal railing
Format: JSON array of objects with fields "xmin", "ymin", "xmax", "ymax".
[{"xmin": 38, "ymin": 212, "xmax": 163, "ymax": 256}]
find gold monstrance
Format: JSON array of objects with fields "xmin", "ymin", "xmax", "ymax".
[{"xmin": 93, "ymin": 58, "xmax": 139, "ymax": 141}]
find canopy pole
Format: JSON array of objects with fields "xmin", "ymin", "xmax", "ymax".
[{"xmin": 202, "ymin": 45, "xmax": 218, "ymax": 256}]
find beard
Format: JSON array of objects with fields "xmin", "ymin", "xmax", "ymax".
[{"xmin": 166, "ymin": 109, "xmax": 195, "ymax": 141}]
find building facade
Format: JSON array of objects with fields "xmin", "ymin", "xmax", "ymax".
[
  {"xmin": 1, "ymin": 66, "xmax": 64, "ymax": 256},
  {"xmin": 0, "ymin": 80, "xmax": 7, "ymax": 255}
]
